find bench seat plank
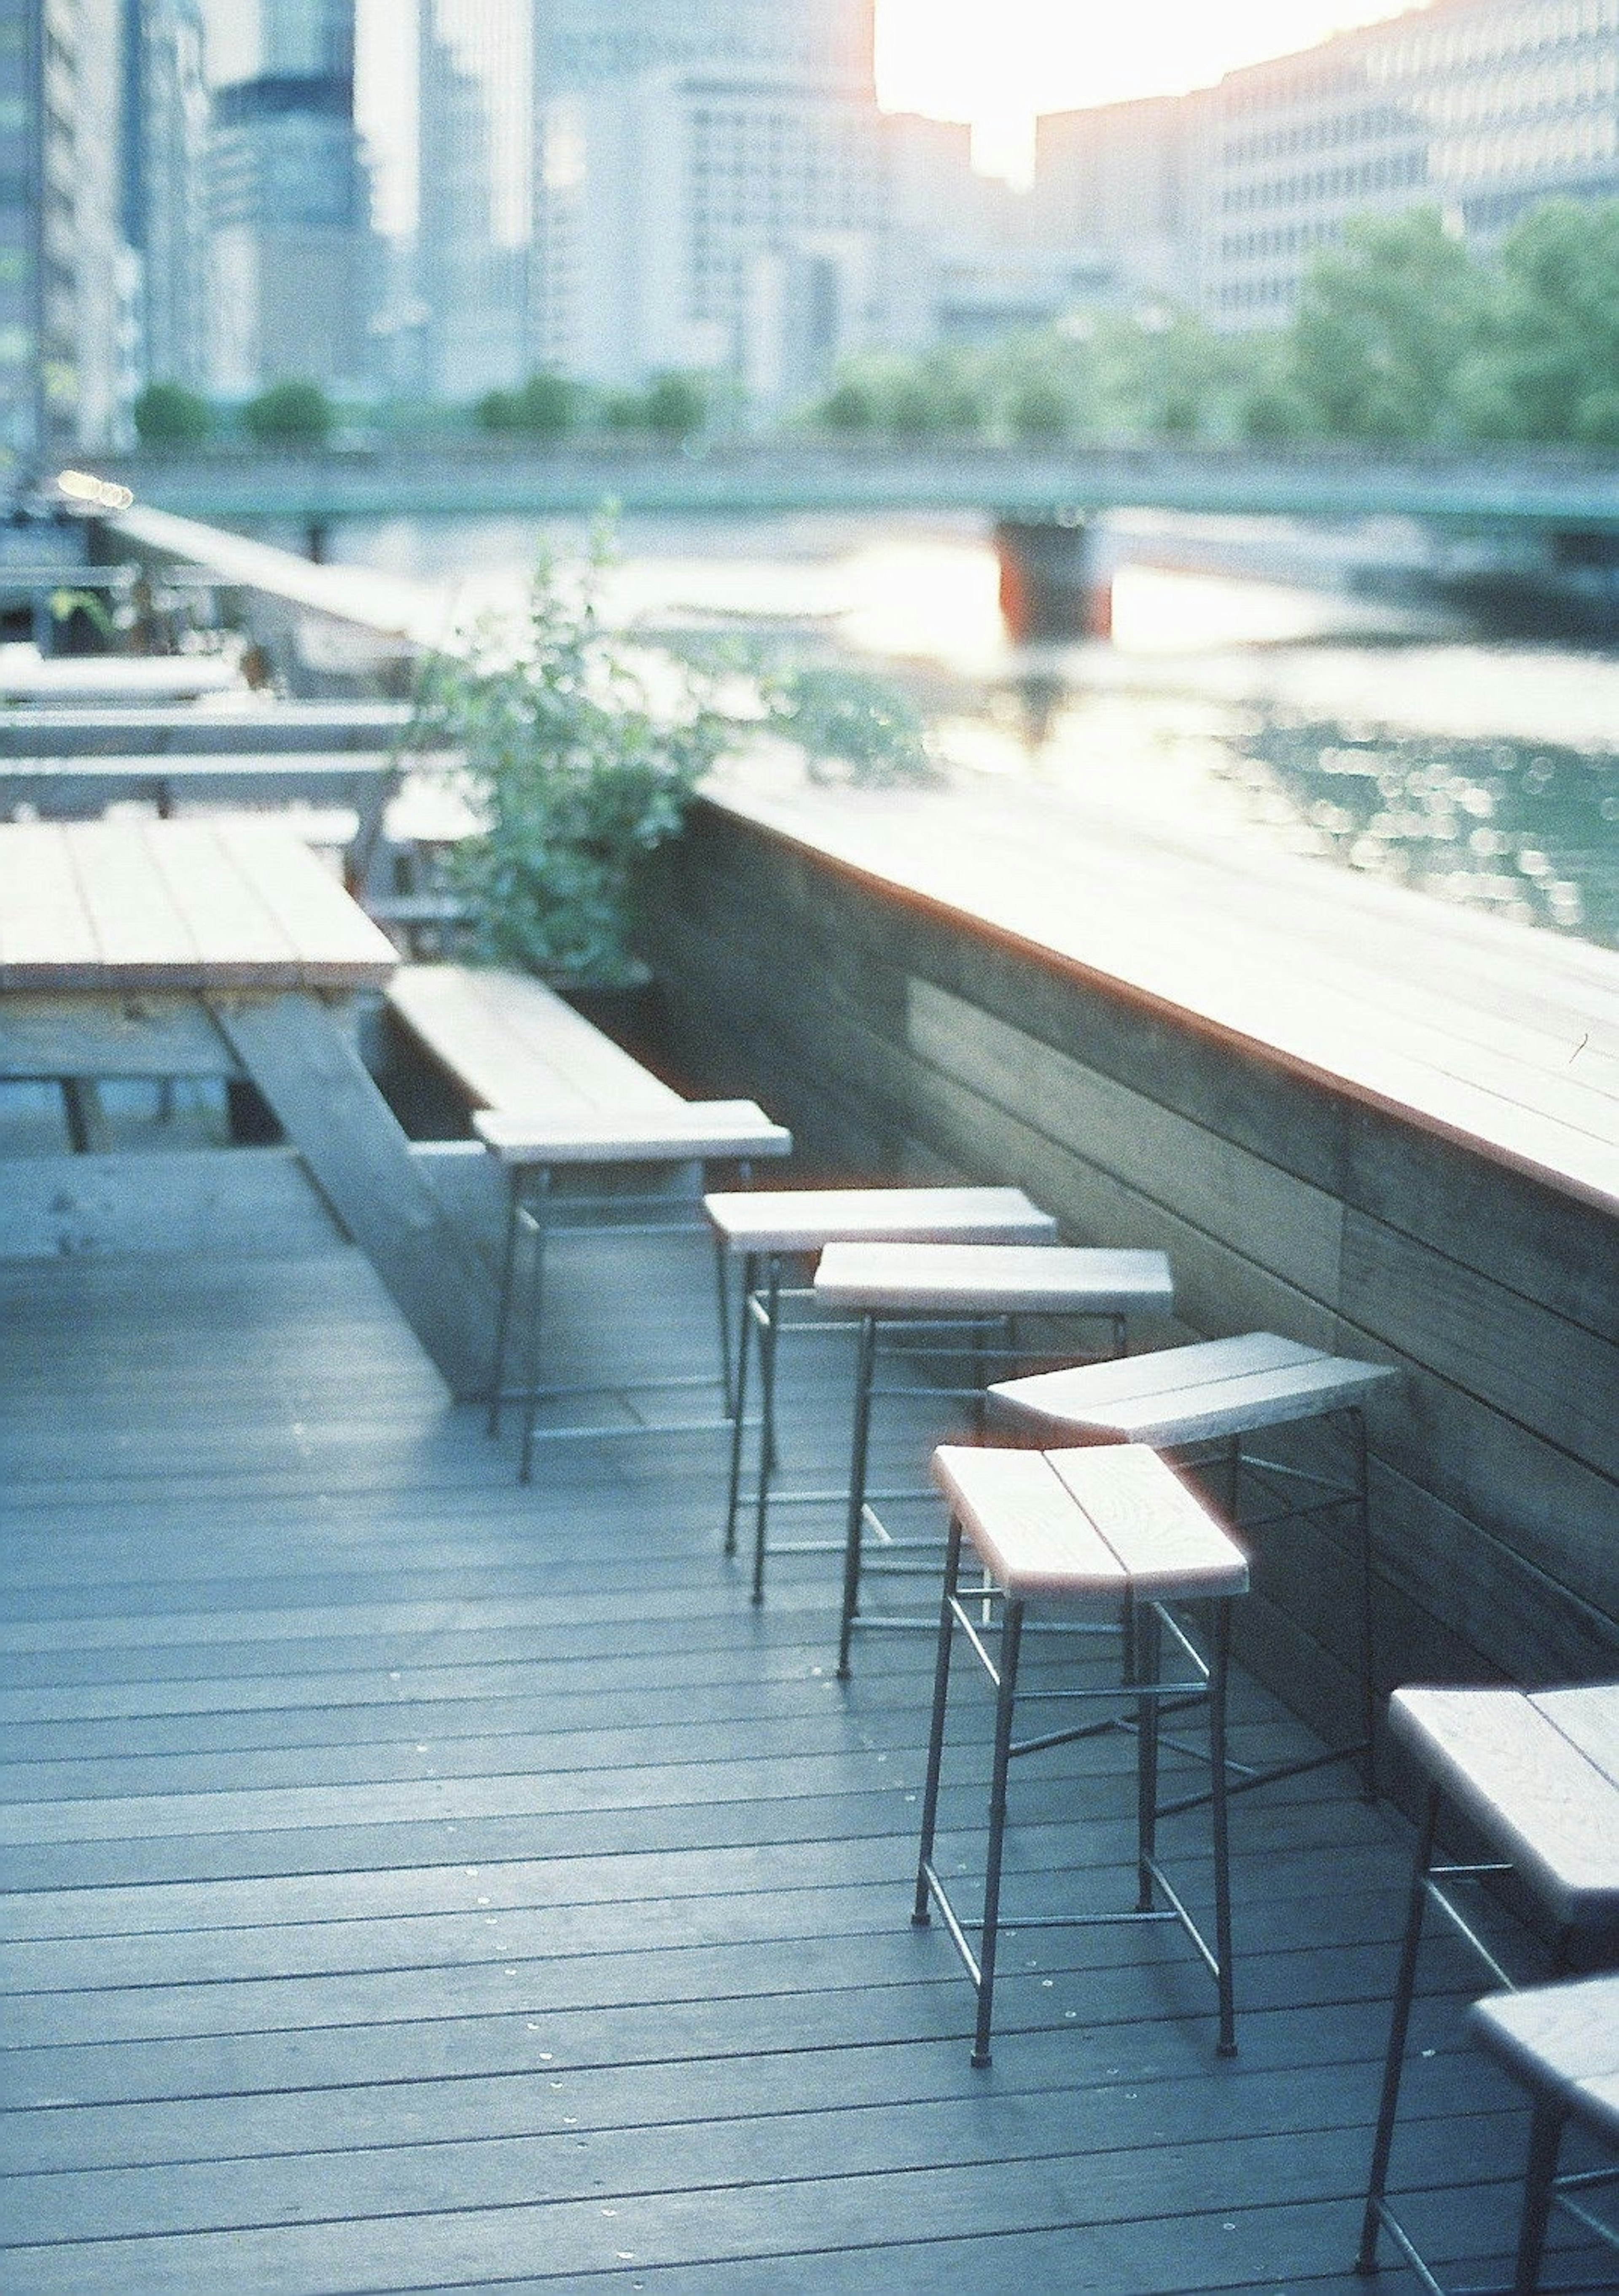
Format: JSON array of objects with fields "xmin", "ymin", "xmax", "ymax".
[
  {"xmin": 387, "ymin": 963, "xmax": 681, "ymax": 1116},
  {"xmin": 1389, "ymin": 1685, "xmax": 1619, "ymax": 1931},
  {"xmin": 1471, "ymin": 1972, "xmax": 1619, "ymax": 2142},
  {"xmin": 932, "ymin": 1443, "xmax": 1248, "ymax": 1602},
  {"xmin": 474, "ymin": 1101, "xmax": 791, "ymax": 1166},
  {"xmin": 992, "ymin": 1333, "xmax": 1395, "ymax": 1448},
  {"xmin": 814, "ymin": 1241, "xmax": 1172, "ymax": 1315},
  {"xmin": 705, "ymin": 1185, "xmax": 1057, "ymax": 1256}
]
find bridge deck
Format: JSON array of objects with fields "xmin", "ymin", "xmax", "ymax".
[{"xmin": 0, "ymin": 1218, "xmax": 1592, "ymax": 2291}]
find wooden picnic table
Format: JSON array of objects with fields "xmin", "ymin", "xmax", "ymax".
[{"xmin": 0, "ymin": 818, "xmax": 495, "ymax": 1394}]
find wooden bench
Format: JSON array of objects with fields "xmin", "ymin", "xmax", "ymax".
[{"xmin": 386, "ymin": 964, "xmax": 792, "ymax": 1468}]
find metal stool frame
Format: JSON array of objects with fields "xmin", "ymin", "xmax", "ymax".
[
  {"xmin": 1471, "ymin": 1978, "xmax": 1619, "ymax": 2296},
  {"xmin": 913, "ymin": 1506, "xmax": 1239, "ymax": 2067},
  {"xmin": 491, "ymin": 1155, "xmax": 760, "ymax": 1483},
  {"xmin": 1356, "ymin": 1781, "xmax": 1581, "ymax": 2293},
  {"xmin": 834, "ymin": 1306, "xmax": 1129, "ymax": 1676}
]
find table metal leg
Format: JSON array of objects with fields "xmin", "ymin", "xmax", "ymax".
[
  {"xmin": 516, "ymin": 1170, "xmax": 552, "ymax": 1487},
  {"xmin": 722, "ymin": 1249, "xmax": 756, "ymax": 1560}
]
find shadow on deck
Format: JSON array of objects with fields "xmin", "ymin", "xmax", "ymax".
[{"xmin": 0, "ymin": 1225, "xmax": 1581, "ymax": 2292}]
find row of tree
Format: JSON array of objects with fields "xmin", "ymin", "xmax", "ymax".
[
  {"xmin": 132, "ymin": 197, "xmax": 1619, "ymax": 456},
  {"xmin": 811, "ymin": 201, "xmax": 1619, "ymax": 450},
  {"xmin": 133, "ymin": 369, "xmax": 713, "ymax": 450}
]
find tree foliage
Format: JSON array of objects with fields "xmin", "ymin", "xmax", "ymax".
[
  {"xmin": 802, "ymin": 198, "xmax": 1619, "ymax": 454},
  {"xmin": 132, "ymin": 380, "xmax": 213, "ymax": 449},
  {"xmin": 1289, "ymin": 209, "xmax": 1485, "ymax": 442},
  {"xmin": 242, "ymin": 377, "xmax": 335, "ymax": 448},
  {"xmin": 475, "ymin": 371, "xmax": 582, "ymax": 439}
]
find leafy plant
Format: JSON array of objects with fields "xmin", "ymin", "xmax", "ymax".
[
  {"xmin": 409, "ymin": 539, "xmax": 941, "ymax": 982},
  {"xmin": 410, "ymin": 540, "xmax": 729, "ymax": 984}
]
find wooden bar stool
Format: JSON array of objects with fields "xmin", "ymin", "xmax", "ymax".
[
  {"xmin": 703, "ymin": 1186, "xmax": 1057, "ymax": 1592},
  {"xmin": 991, "ymin": 1332, "xmax": 1396, "ymax": 1797},
  {"xmin": 1470, "ymin": 1974, "xmax": 1619, "ymax": 2294},
  {"xmin": 1357, "ymin": 1685, "xmax": 1619, "ymax": 2288},
  {"xmin": 812, "ymin": 1240, "xmax": 1174, "ymax": 1677},
  {"xmin": 914, "ymin": 1443, "xmax": 1250, "ymax": 2066},
  {"xmin": 478, "ymin": 1101, "xmax": 791, "ymax": 1480}
]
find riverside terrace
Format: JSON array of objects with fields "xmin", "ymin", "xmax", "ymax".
[
  {"xmin": 3, "ymin": 1198, "xmax": 1605, "ymax": 2296},
  {"xmin": 3, "ymin": 769, "xmax": 1618, "ymax": 2290}
]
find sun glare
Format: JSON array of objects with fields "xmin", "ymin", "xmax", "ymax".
[{"xmin": 876, "ymin": 0, "xmax": 1428, "ymax": 159}]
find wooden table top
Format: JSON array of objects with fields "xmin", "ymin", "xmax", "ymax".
[{"xmin": 0, "ymin": 819, "xmax": 399, "ymax": 993}]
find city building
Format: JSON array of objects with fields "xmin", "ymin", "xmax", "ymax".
[
  {"xmin": 1202, "ymin": 0, "xmax": 1619, "ymax": 326},
  {"xmin": 124, "ymin": 0, "xmax": 211, "ymax": 394},
  {"xmin": 538, "ymin": 65, "xmax": 889, "ymax": 400},
  {"xmin": 205, "ymin": 0, "xmax": 371, "ymax": 395},
  {"xmin": 0, "ymin": 0, "xmax": 137, "ymax": 474},
  {"xmin": 531, "ymin": 1, "xmax": 908, "ymax": 400},
  {"xmin": 534, "ymin": 0, "xmax": 875, "ymax": 100},
  {"xmin": 1034, "ymin": 93, "xmax": 1199, "ymax": 312},
  {"xmin": 416, "ymin": 0, "xmax": 533, "ymax": 401}
]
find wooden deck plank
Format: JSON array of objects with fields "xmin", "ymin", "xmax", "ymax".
[{"xmin": 0, "ymin": 1237, "xmax": 1545, "ymax": 2296}]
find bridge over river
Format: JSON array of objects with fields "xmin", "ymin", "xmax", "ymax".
[{"xmin": 99, "ymin": 440, "xmax": 1619, "ymax": 534}]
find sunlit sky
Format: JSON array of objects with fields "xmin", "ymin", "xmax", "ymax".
[
  {"xmin": 876, "ymin": 0, "xmax": 1430, "ymax": 175},
  {"xmin": 354, "ymin": 0, "xmax": 1434, "ymax": 221}
]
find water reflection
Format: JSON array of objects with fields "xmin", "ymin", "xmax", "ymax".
[{"xmin": 311, "ymin": 509, "xmax": 1619, "ymax": 953}]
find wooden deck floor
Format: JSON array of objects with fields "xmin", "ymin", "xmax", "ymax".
[{"xmin": 0, "ymin": 1222, "xmax": 1591, "ymax": 2292}]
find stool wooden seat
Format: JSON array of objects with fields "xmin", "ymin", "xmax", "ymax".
[
  {"xmin": 477, "ymin": 1099, "xmax": 791, "ymax": 1480},
  {"xmin": 914, "ymin": 1443, "xmax": 1249, "ymax": 2065},
  {"xmin": 992, "ymin": 1332, "xmax": 1396, "ymax": 1796},
  {"xmin": 1358, "ymin": 1685, "xmax": 1619, "ymax": 2285},
  {"xmin": 1470, "ymin": 1975, "xmax": 1619, "ymax": 2294},
  {"xmin": 704, "ymin": 1186, "xmax": 1058, "ymax": 1588},
  {"xmin": 814, "ymin": 1241, "xmax": 1174, "ymax": 1673}
]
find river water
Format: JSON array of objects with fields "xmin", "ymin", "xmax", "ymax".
[{"xmin": 293, "ymin": 508, "xmax": 1619, "ymax": 954}]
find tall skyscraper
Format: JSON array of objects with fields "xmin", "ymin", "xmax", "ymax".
[
  {"xmin": 417, "ymin": 0, "xmax": 532, "ymax": 400},
  {"xmin": 124, "ymin": 0, "xmax": 211, "ymax": 392},
  {"xmin": 206, "ymin": 0, "xmax": 371, "ymax": 393},
  {"xmin": 0, "ymin": 0, "xmax": 134, "ymax": 474}
]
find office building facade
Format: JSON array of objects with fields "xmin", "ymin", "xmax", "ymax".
[
  {"xmin": 1203, "ymin": 0, "xmax": 1619, "ymax": 326},
  {"xmin": 206, "ymin": 0, "xmax": 370, "ymax": 393},
  {"xmin": 0, "ymin": 0, "xmax": 137, "ymax": 471},
  {"xmin": 417, "ymin": 0, "xmax": 532, "ymax": 400}
]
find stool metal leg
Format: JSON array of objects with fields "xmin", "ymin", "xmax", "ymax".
[
  {"xmin": 750, "ymin": 1256, "xmax": 783, "ymax": 1604},
  {"xmin": 1351, "ymin": 1405, "xmax": 1378, "ymax": 1800},
  {"xmin": 1513, "ymin": 2097, "xmax": 1567, "ymax": 2296},
  {"xmin": 1135, "ymin": 1596, "xmax": 1162, "ymax": 1916},
  {"xmin": 836, "ymin": 1311, "xmax": 879, "ymax": 1678},
  {"xmin": 974, "ymin": 1593, "xmax": 1026, "ymax": 2069},
  {"xmin": 722, "ymin": 1250, "xmax": 757, "ymax": 1559},
  {"xmin": 487, "ymin": 1171, "xmax": 524, "ymax": 1437},
  {"xmin": 913, "ymin": 1511, "xmax": 964, "ymax": 1929},
  {"xmin": 1356, "ymin": 1782, "xmax": 1442, "ymax": 2275},
  {"xmin": 1210, "ymin": 1596, "xmax": 1237, "ymax": 2057},
  {"xmin": 516, "ymin": 1170, "xmax": 553, "ymax": 1487}
]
